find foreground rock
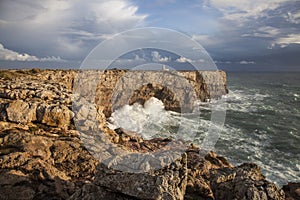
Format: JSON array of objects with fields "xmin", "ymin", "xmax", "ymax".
[
  {"xmin": 210, "ymin": 163, "xmax": 285, "ymax": 200},
  {"xmin": 71, "ymin": 154, "xmax": 187, "ymax": 200},
  {"xmin": 0, "ymin": 69, "xmax": 292, "ymax": 200},
  {"xmin": 283, "ymin": 183, "xmax": 300, "ymax": 200},
  {"xmin": 0, "ymin": 123, "xmax": 98, "ymax": 200}
]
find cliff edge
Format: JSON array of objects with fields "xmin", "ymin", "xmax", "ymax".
[{"xmin": 0, "ymin": 69, "xmax": 296, "ymax": 200}]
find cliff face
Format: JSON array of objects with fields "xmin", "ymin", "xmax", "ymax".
[
  {"xmin": 76, "ymin": 70, "xmax": 227, "ymax": 117},
  {"xmin": 0, "ymin": 69, "xmax": 227, "ymax": 122},
  {"xmin": 0, "ymin": 69, "xmax": 290, "ymax": 200}
]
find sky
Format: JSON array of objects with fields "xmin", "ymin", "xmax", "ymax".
[{"xmin": 0, "ymin": 0, "xmax": 299, "ymax": 71}]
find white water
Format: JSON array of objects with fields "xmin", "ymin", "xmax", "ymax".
[
  {"xmin": 108, "ymin": 97, "xmax": 223, "ymax": 142},
  {"xmin": 108, "ymin": 97, "xmax": 177, "ymax": 140},
  {"xmin": 108, "ymin": 89, "xmax": 300, "ymax": 186}
]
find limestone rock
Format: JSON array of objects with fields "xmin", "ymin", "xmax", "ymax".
[
  {"xmin": 209, "ymin": 163, "xmax": 285, "ymax": 200},
  {"xmin": 6, "ymin": 100, "xmax": 37, "ymax": 123},
  {"xmin": 0, "ymin": 69, "xmax": 293, "ymax": 200},
  {"xmin": 185, "ymin": 149, "xmax": 233, "ymax": 200},
  {"xmin": 0, "ymin": 128, "xmax": 98, "ymax": 200},
  {"xmin": 37, "ymin": 104, "xmax": 73, "ymax": 128},
  {"xmin": 92, "ymin": 153, "xmax": 188, "ymax": 200},
  {"xmin": 69, "ymin": 184, "xmax": 134, "ymax": 200}
]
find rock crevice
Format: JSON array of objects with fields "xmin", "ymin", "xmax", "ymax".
[{"xmin": 0, "ymin": 69, "xmax": 294, "ymax": 200}]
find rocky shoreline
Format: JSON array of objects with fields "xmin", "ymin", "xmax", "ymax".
[{"xmin": 0, "ymin": 69, "xmax": 299, "ymax": 200}]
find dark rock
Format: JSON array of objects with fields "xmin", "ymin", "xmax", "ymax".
[
  {"xmin": 283, "ymin": 182, "xmax": 300, "ymax": 200},
  {"xmin": 185, "ymin": 148, "xmax": 233, "ymax": 200},
  {"xmin": 0, "ymin": 170, "xmax": 35, "ymax": 200},
  {"xmin": 69, "ymin": 184, "xmax": 135, "ymax": 200},
  {"xmin": 81, "ymin": 153, "xmax": 187, "ymax": 200},
  {"xmin": 0, "ymin": 103, "xmax": 8, "ymax": 121},
  {"xmin": 210, "ymin": 163, "xmax": 285, "ymax": 200},
  {"xmin": 0, "ymin": 69, "xmax": 294, "ymax": 200}
]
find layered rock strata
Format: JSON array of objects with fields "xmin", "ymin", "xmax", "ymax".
[{"xmin": 0, "ymin": 69, "xmax": 290, "ymax": 200}]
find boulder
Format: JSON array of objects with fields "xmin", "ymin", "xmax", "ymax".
[
  {"xmin": 209, "ymin": 163, "xmax": 285, "ymax": 200},
  {"xmin": 0, "ymin": 128, "xmax": 98, "ymax": 200},
  {"xmin": 90, "ymin": 154, "xmax": 187, "ymax": 200},
  {"xmin": 6, "ymin": 100, "xmax": 37, "ymax": 123},
  {"xmin": 185, "ymin": 149, "xmax": 233, "ymax": 200},
  {"xmin": 37, "ymin": 104, "xmax": 73, "ymax": 128}
]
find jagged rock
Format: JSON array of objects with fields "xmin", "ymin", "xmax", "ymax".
[
  {"xmin": 37, "ymin": 104, "xmax": 74, "ymax": 128},
  {"xmin": 209, "ymin": 163, "xmax": 285, "ymax": 200},
  {"xmin": 185, "ymin": 149, "xmax": 233, "ymax": 200},
  {"xmin": 6, "ymin": 100, "xmax": 37, "ymax": 123},
  {"xmin": 0, "ymin": 170, "xmax": 35, "ymax": 200},
  {"xmin": 0, "ymin": 128, "xmax": 98, "ymax": 200},
  {"xmin": 0, "ymin": 69, "xmax": 295, "ymax": 200},
  {"xmin": 36, "ymin": 90, "xmax": 56, "ymax": 100},
  {"xmin": 91, "ymin": 154, "xmax": 187, "ymax": 200},
  {"xmin": 283, "ymin": 182, "xmax": 300, "ymax": 200},
  {"xmin": 185, "ymin": 176, "xmax": 214, "ymax": 200},
  {"xmin": 0, "ymin": 103, "xmax": 8, "ymax": 121},
  {"xmin": 69, "ymin": 184, "xmax": 134, "ymax": 200}
]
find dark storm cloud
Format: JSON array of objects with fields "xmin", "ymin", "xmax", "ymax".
[
  {"xmin": 0, "ymin": 0, "xmax": 147, "ymax": 63},
  {"xmin": 0, "ymin": 0, "xmax": 299, "ymax": 70},
  {"xmin": 191, "ymin": 0, "xmax": 300, "ymax": 70}
]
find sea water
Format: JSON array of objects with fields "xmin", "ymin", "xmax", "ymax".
[{"xmin": 108, "ymin": 72, "xmax": 300, "ymax": 186}]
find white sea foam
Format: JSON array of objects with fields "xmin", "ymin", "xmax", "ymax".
[
  {"xmin": 108, "ymin": 97, "xmax": 224, "ymax": 142},
  {"xmin": 220, "ymin": 90, "xmax": 270, "ymax": 112},
  {"xmin": 108, "ymin": 90, "xmax": 299, "ymax": 186},
  {"xmin": 197, "ymin": 89, "xmax": 270, "ymax": 113},
  {"xmin": 108, "ymin": 97, "xmax": 174, "ymax": 139}
]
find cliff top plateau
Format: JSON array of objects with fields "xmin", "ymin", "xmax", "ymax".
[{"xmin": 0, "ymin": 69, "xmax": 298, "ymax": 200}]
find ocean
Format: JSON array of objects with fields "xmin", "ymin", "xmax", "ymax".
[
  {"xmin": 213, "ymin": 72, "xmax": 300, "ymax": 186},
  {"xmin": 108, "ymin": 72, "xmax": 300, "ymax": 186}
]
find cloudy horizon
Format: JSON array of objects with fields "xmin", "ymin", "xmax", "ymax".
[{"xmin": 0, "ymin": 0, "xmax": 299, "ymax": 71}]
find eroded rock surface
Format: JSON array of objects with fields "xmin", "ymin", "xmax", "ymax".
[
  {"xmin": 0, "ymin": 123, "xmax": 98, "ymax": 200},
  {"xmin": 0, "ymin": 69, "xmax": 289, "ymax": 200},
  {"xmin": 210, "ymin": 163, "xmax": 285, "ymax": 200}
]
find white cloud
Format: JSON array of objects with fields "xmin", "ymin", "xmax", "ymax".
[
  {"xmin": 133, "ymin": 54, "xmax": 145, "ymax": 61},
  {"xmin": 91, "ymin": 1, "xmax": 146, "ymax": 26},
  {"xmin": 215, "ymin": 60, "xmax": 232, "ymax": 64},
  {"xmin": 242, "ymin": 26, "xmax": 281, "ymax": 38},
  {"xmin": 272, "ymin": 34, "xmax": 300, "ymax": 48},
  {"xmin": 239, "ymin": 60, "xmax": 255, "ymax": 65},
  {"xmin": 151, "ymin": 51, "xmax": 170, "ymax": 62},
  {"xmin": 0, "ymin": 43, "xmax": 38, "ymax": 61},
  {"xmin": 206, "ymin": 0, "xmax": 289, "ymax": 23},
  {"xmin": 61, "ymin": 30, "xmax": 116, "ymax": 41},
  {"xmin": 39, "ymin": 56, "xmax": 65, "ymax": 62},
  {"xmin": 242, "ymin": 26, "xmax": 300, "ymax": 49},
  {"xmin": 176, "ymin": 56, "xmax": 192, "ymax": 63},
  {"xmin": 0, "ymin": 0, "xmax": 147, "ymax": 60},
  {"xmin": 285, "ymin": 11, "xmax": 300, "ymax": 24},
  {"xmin": 0, "ymin": 43, "xmax": 65, "ymax": 62}
]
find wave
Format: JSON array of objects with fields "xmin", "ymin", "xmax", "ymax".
[
  {"xmin": 107, "ymin": 90, "xmax": 300, "ymax": 186},
  {"xmin": 108, "ymin": 97, "xmax": 225, "ymax": 142}
]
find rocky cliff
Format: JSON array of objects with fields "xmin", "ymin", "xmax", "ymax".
[{"xmin": 0, "ymin": 69, "xmax": 297, "ymax": 200}]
